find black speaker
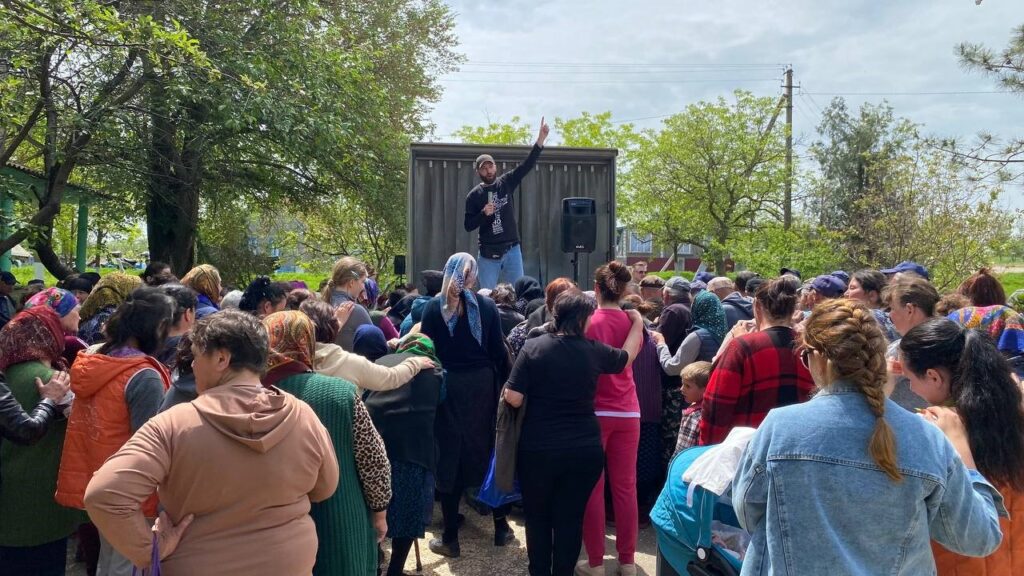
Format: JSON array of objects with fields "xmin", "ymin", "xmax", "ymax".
[
  {"xmin": 393, "ymin": 255, "xmax": 406, "ymax": 276},
  {"xmin": 561, "ymin": 197, "xmax": 596, "ymax": 253}
]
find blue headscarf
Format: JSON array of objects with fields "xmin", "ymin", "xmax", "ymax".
[
  {"xmin": 353, "ymin": 324, "xmax": 389, "ymax": 362},
  {"xmin": 438, "ymin": 252, "xmax": 482, "ymax": 345}
]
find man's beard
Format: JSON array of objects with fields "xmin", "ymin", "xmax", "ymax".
[{"xmin": 480, "ymin": 175, "xmax": 496, "ymax": 185}]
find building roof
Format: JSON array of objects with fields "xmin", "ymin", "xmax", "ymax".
[{"xmin": 1, "ymin": 161, "xmax": 108, "ymax": 203}]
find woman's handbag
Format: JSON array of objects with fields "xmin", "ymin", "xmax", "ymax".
[
  {"xmin": 477, "ymin": 449, "xmax": 522, "ymax": 508},
  {"xmin": 131, "ymin": 532, "xmax": 161, "ymax": 576}
]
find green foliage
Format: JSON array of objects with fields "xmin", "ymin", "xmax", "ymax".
[
  {"xmin": 620, "ymin": 90, "xmax": 788, "ymax": 273},
  {"xmin": 808, "ymin": 99, "xmax": 918, "ymax": 232},
  {"xmin": 806, "ymin": 98, "xmax": 1017, "ymax": 290},
  {"xmin": 0, "ymin": 0, "xmax": 210, "ymax": 276},
  {"xmin": 195, "ymin": 198, "xmax": 277, "ymax": 289},
  {"xmin": 555, "ymin": 111, "xmax": 640, "ymax": 154},
  {"xmin": 730, "ymin": 222, "xmax": 843, "ymax": 279},
  {"xmin": 999, "ymin": 272, "xmax": 1024, "ymax": 296},
  {"xmin": 452, "ymin": 116, "xmax": 533, "ymax": 145}
]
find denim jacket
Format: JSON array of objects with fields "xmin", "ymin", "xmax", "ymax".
[{"xmin": 733, "ymin": 383, "xmax": 1006, "ymax": 576}]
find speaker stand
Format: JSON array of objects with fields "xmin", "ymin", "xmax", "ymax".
[{"xmin": 571, "ymin": 252, "xmax": 580, "ymax": 286}]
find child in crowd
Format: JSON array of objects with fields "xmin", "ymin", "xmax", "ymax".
[{"xmin": 673, "ymin": 361, "xmax": 712, "ymax": 456}]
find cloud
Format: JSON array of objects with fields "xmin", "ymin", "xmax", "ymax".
[{"xmin": 430, "ymin": 0, "xmax": 1023, "ymax": 146}]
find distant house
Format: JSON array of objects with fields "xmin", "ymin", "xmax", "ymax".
[{"xmin": 615, "ymin": 227, "xmax": 704, "ymax": 272}]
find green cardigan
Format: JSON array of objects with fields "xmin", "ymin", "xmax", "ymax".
[
  {"xmin": 277, "ymin": 373, "xmax": 377, "ymax": 576},
  {"xmin": 0, "ymin": 361, "xmax": 87, "ymax": 546}
]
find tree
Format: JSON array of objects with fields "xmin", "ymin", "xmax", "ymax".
[
  {"xmin": 935, "ymin": 24, "xmax": 1024, "ymax": 179},
  {"xmin": 843, "ymin": 143, "xmax": 1015, "ymax": 289},
  {"xmin": 619, "ymin": 90, "xmax": 788, "ymax": 272},
  {"xmin": 452, "ymin": 116, "xmax": 533, "ymax": 145},
  {"xmin": 806, "ymin": 99, "xmax": 1016, "ymax": 287},
  {"xmin": 99, "ymin": 0, "xmax": 460, "ymax": 275},
  {"xmin": 0, "ymin": 1, "xmax": 206, "ymax": 278},
  {"xmin": 730, "ymin": 221, "xmax": 843, "ymax": 278},
  {"xmin": 807, "ymin": 99, "xmax": 918, "ymax": 236}
]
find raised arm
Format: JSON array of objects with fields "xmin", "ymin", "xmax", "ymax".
[{"xmin": 503, "ymin": 117, "xmax": 550, "ymax": 190}]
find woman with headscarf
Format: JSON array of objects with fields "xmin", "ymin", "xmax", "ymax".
[
  {"xmin": 353, "ymin": 324, "xmax": 390, "ymax": 362},
  {"xmin": 419, "ymin": 252, "xmax": 513, "ymax": 558},
  {"xmin": 947, "ymin": 304, "xmax": 1024, "ymax": 377},
  {"xmin": 25, "ymin": 287, "xmax": 88, "ymax": 367},
  {"xmin": 180, "ymin": 264, "xmax": 222, "ymax": 319},
  {"xmin": 0, "ymin": 307, "xmax": 82, "ymax": 573},
  {"xmin": 78, "ymin": 272, "xmax": 142, "ymax": 344},
  {"xmin": 513, "ymin": 275, "xmax": 545, "ymax": 317},
  {"xmin": 364, "ymin": 334, "xmax": 445, "ymax": 576},
  {"xmin": 262, "ymin": 311, "xmax": 392, "ymax": 576},
  {"xmin": 300, "ymin": 300, "xmax": 433, "ymax": 392},
  {"xmin": 653, "ymin": 291, "xmax": 727, "ymax": 376}
]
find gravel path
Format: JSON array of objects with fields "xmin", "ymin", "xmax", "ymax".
[{"xmin": 66, "ymin": 504, "xmax": 662, "ymax": 575}]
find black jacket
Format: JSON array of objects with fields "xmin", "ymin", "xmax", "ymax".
[
  {"xmin": 0, "ymin": 377, "xmax": 59, "ymax": 448},
  {"xmin": 464, "ymin": 144, "xmax": 543, "ymax": 247}
]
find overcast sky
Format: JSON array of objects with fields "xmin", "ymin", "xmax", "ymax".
[{"xmin": 428, "ymin": 1, "xmax": 1023, "ymax": 203}]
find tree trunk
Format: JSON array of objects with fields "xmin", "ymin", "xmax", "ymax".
[{"xmin": 145, "ymin": 83, "xmax": 201, "ymax": 277}]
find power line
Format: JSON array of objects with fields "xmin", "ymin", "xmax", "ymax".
[
  {"xmin": 439, "ymin": 77, "xmax": 780, "ymax": 85},
  {"xmin": 463, "ymin": 60, "xmax": 786, "ymax": 68},
  {"xmin": 802, "ymin": 90, "xmax": 1007, "ymax": 96}
]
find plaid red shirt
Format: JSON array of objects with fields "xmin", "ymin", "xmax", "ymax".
[
  {"xmin": 698, "ymin": 326, "xmax": 814, "ymax": 445},
  {"xmin": 674, "ymin": 404, "xmax": 702, "ymax": 457}
]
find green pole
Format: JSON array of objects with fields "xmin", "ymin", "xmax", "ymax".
[
  {"xmin": 0, "ymin": 190, "xmax": 12, "ymax": 273},
  {"xmin": 76, "ymin": 200, "xmax": 88, "ymax": 272}
]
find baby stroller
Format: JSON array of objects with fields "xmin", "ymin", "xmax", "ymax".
[{"xmin": 650, "ymin": 445, "xmax": 747, "ymax": 576}]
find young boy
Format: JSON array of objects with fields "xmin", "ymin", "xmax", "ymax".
[{"xmin": 674, "ymin": 361, "xmax": 713, "ymax": 457}]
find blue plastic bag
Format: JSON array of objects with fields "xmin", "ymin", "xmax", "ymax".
[{"xmin": 477, "ymin": 449, "xmax": 522, "ymax": 508}]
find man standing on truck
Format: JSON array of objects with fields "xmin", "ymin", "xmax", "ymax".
[{"xmin": 464, "ymin": 117, "xmax": 550, "ymax": 289}]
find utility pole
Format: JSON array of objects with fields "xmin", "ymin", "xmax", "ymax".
[{"xmin": 784, "ymin": 66, "xmax": 794, "ymax": 229}]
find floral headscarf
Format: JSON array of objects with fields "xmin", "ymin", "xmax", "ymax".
[
  {"xmin": 397, "ymin": 333, "xmax": 441, "ymax": 367},
  {"xmin": 692, "ymin": 290, "xmax": 728, "ymax": 344},
  {"xmin": 80, "ymin": 273, "xmax": 141, "ymax": 321},
  {"xmin": 181, "ymin": 264, "xmax": 222, "ymax": 305},
  {"xmin": 948, "ymin": 305, "xmax": 1024, "ymax": 355},
  {"xmin": 263, "ymin": 311, "xmax": 316, "ymax": 372},
  {"xmin": 0, "ymin": 307, "xmax": 66, "ymax": 371},
  {"xmin": 25, "ymin": 287, "xmax": 79, "ymax": 318},
  {"xmin": 439, "ymin": 252, "xmax": 482, "ymax": 345}
]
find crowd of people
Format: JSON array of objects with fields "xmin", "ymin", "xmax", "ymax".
[{"xmin": 0, "ymin": 256, "xmax": 1021, "ymax": 576}]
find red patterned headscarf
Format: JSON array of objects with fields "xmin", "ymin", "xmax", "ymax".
[
  {"xmin": 263, "ymin": 311, "xmax": 316, "ymax": 372},
  {"xmin": 0, "ymin": 307, "xmax": 66, "ymax": 372}
]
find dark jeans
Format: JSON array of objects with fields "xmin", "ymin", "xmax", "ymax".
[
  {"xmin": 0, "ymin": 537, "xmax": 68, "ymax": 576},
  {"xmin": 518, "ymin": 446, "xmax": 604, "ymax": 576}
]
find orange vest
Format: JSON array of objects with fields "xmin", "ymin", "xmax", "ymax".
[
  {"xmin": 933, "ymin": 485, "xmax": 1023, "ymax": 576},
  {"xmin": 55, "ymin": 352, "xmax": 170, "ymax": 515}
]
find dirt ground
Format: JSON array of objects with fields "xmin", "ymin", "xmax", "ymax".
[{"xmin": 66, "ymin": 504, "xmax": 662, "ymax": 575}]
